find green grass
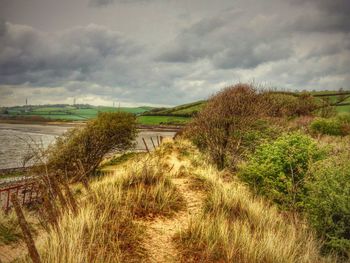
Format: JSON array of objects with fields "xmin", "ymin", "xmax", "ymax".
[
  {"xmin": 5, "ymin": 105, "xmax": 155, "ymax": 121},
  {"xmin": 337, "ymin": 105, "xmax": 350, "ymax": 113},
  {"xmin": 137, "ymin": 116, "xmax": 190, "ymax": 125}
]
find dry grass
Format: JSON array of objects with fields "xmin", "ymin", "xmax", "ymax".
[
  {"xmin": 9, "ymin": 139, "xmax": 337, "ymax": 263},
  {"xmin": 25, "ymin": 152, "xmax": 184, "ymax": 263},
  {"xmin": 173, "ymin": 141, "xmax": 335, "ymax": 263}
]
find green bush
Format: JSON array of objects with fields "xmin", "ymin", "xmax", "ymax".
[
  {"xmin": 47, "ymin": 112, "xmax": 137, "ymax": 181},
  {"xmin": 310, "ymin": 113, "xmax": 350, "ymax": 136},
  {"xmin": 239, "ymin": 132, "xmax": 325, "ymax": 210},
  {"xmin": 305, "ymin": 153, "xmax": 350, "ymax": 258},
  {"xmin": 310, "ymin": 118, "xmax": 343, "ymax": 136}
]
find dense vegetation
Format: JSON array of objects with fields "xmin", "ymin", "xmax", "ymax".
[
  {"xmin": 306, "ymin": 151, "xmax": 350, "ymax": 256},
  {"xmin": 239, "ymin": 132, "xmax": 325, "ymax": 211},
  {"xmin": 185, "ymin": 84, "xmax": 350, "ymax": 259}
]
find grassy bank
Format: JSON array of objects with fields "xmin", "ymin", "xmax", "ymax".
[{"xmin": 2, "ymin": 139, "xmax": 335, "ymax": 263}]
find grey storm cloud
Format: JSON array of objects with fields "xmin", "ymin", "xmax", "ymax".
[
  {"xmin": 292, "ymin": 0, "xmax": 350, "ymax": 15},
  {"xmin": 89, "ymin": 0, "xmax": 151, "ymax": 7},
  {"xmin": 157, "ymin": 1, "xmax": 350, "ymax": 71},
  {"xmin": 0, "ymin": 21, "xmax": 142, "ymax": 86},
  {"xmin": 0, "ymin": 0, "xmax": 349, "ymax": 107}
]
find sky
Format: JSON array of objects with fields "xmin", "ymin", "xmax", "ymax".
[{"xmin": 0, "ymin": 0, "xmax": 349, "ymax": 107}]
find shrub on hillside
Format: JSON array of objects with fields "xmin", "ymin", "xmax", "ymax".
[
  {"xmin": 262, "ymin": 92, "xmax": 318, "ymax": 117},
  {"xmin": 305, "ymin": 153, "xmax": 350, "ymax": 258},
  {"xmin": 47, "ymin": 112, "xmax": 137, "ymax": 181},
  {"xmin": 310, "ymin": 118, "xmax": 343, "ymax": 136},
  {"xmin": 239, "ymin": 132, "xmax": 325, "ymax": 211},
  {"xmin": 186, "ymin": 84, "xmax": 270, "ymax": 169},
  {"xmin": 310, "ymin": 113, "xmax": 350, "ymax": 136},
  {"xmin": 263, "ymin": 93, "xmax": 299, "ymax": 117},
  {"xmin": 295, "ymin": 93, "xmax": 319, "ymax": 116}
]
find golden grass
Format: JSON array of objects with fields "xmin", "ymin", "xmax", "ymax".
[
  {"xmin": 29, "ymin": 153, "xmax": 184, "ymax": 263},
  {"xmin": 173, "ymin": 140, "xmax": 336, "ymax": 263},
  {"xmin": 10, "ymin": 139, "xmax": 338, "ymax": 262}
]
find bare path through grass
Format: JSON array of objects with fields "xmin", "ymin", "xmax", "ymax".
[{"xmin": 141, "ymin": 176, "xmax": 204, "ymax": 263}]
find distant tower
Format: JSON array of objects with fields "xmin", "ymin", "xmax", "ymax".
[
  {"xmin": 73, "ymin": 98, "xmax": 76, "ymax": 106},
  {"xmin": 25, "ymin": 98, "xmax": 28, "ymax": 106}
]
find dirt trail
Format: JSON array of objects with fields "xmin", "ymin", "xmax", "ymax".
[
  {"xmin": 142, "ymin": 177, "xmax": 204, "ymax": 263},
  {"xmin": 140, "ymin": 152, "xmax": 205, "ymax": 263}
]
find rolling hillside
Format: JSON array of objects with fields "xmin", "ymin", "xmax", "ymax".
[
  {"xmin": 1, "ymin": 90, "xmax": 349, "ymax": 125},
  {"xmin": 142, "ymin": 100, "xmax": 206, "ymax": 117}
]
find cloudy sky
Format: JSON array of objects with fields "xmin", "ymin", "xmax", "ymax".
[{"xmin": 0, "ymin": 0, "xmax": 349, "ymax": 107}]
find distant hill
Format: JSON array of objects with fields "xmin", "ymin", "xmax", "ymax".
[{"xmin": 142, "ymin": 100, "xmax": 206, "ymax": 117}]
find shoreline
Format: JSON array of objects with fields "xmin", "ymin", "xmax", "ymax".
[
  {"xmin": 0, "ymin": 167, "xmax": 28, "ymax": 175},
  {"xmin": 0, "ymin": 118, "xmax": 84, "ymax": 127},
  {"xmin": 0, "ymin": 119, "xmax": 183, "ymax": 132}
]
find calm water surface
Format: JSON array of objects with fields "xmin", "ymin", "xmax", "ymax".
[{"xmin": 0, "ymin": 123, "xmax": 175, "ymax": 169}]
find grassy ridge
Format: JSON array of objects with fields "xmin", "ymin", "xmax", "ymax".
[
  {"xmin": 32, "ymin": 151, "xmax": 184, "ymax": 262},
  {"xmin": 9, "ymin": 140, "xmax": 333, "ymax": 262}
]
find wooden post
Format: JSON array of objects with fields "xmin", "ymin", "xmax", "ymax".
[
  {"xmin": 61, "ymin": 179, "xmax": 78, "ymax": 215},
  {"xmin": 22, "ymin": 186, "xmax": 27, "ymax": 205},
  {"xmin": 160, "ymin": 136, "xmax": 164, "ymax": 144},
  {"xmin": 142, "ymin": 137, "xmax": 149, "ymax": 153},
  {"xmin": 6, "ymin": 189, "xmax": 10, "ymax": 211},
  {"xmin": 29, "ymin": 184, "xmax": 33, "ymax": 203},
  {"xmin": 150, "ymin": 137, "xmax": 156, "ymax": 149},
  {"xmin": 50, "ymin": 178, "xmax": 68, "ymax": 211},
  {"xmin": 11, "ymin": 194, "xmax": 41, "ymax": 263},
  {"xmin": 156, "ymin": 136, "xmax": 160, "ymax": 146},
  {"xmin": 41, "ymin": 188, "xmax": 59, "ymax": 228}
]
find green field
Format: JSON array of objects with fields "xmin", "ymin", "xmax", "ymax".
[
  {"xmin": 2, "ymin": 90, "xmax": 349, "ymax": 125},
  {"xmin": 1, "ymin": 104, "xmax": 192, "ymax": 125},
  {"xmin": 310, "ymin": 91, "xmax": 350, "ymax": 113},
  {"xmin": 137, "ymin": 116, "xmax": 190, "ymax": 125},
  {"xmin": 4, "ymin": 105, "xmax": 154, "ymax": 121}
]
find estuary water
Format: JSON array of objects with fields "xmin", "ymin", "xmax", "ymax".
[{"xmin": 0, "ymin": 123, "xmax": 176, "ymax": 170}]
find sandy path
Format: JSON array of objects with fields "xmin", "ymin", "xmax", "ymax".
[{"xmin": 141, "ymin": 152, "xmax": 204, "ymax": 263}]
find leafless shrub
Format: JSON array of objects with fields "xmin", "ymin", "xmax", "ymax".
[{"xmin": 186, "ymin": 84, "xmax": 270, "ymax": 169}]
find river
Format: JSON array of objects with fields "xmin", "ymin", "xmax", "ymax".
[{"xmin": 0, "ymin": 123, "xmax": 176, "ymax": 170}]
